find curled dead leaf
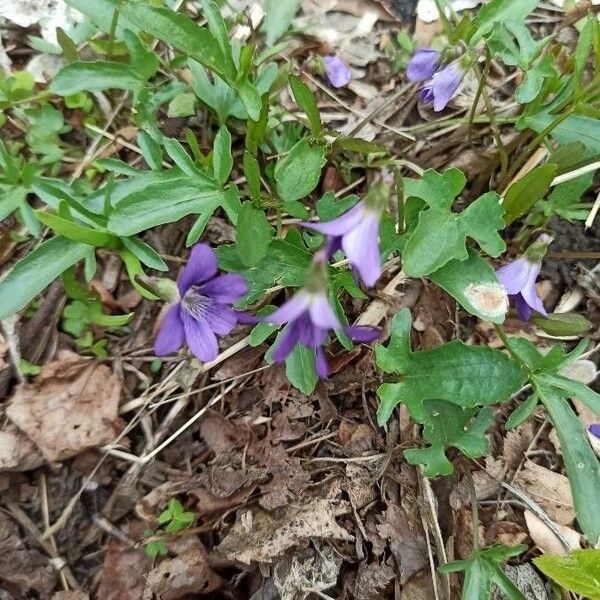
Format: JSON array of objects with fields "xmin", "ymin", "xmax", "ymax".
[
  {"xmin": 5, "ymin": 352, "xmax": 123, "ymax": 466},
  {"xmin": 523, "ymin": 510, "xmax": 581, "ymax": 556}
]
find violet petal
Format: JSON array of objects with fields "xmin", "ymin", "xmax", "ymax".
[
  {"xmin": 197, "ymin": 273, "xmax": 248, "ymax": 304},
  {"xmin": 431, "ymin": 61, "xmax": 463, "ymax": 112},
  {"xmin": 272, "ymin": 321, "xmax": 301, "ymax": 362},
  {"xmin": 514, "ymin": 294, "xmax": 532, "ymax": 321},
  {"xmin": 315, "ymin": 347, "xmax": 329, "ymax": 378},
  {"xmin": 407, "ymin": 48, "xmax": 441, "ymax": 82},
  {"xmin": 154, "ymin": 304, "xmax": 185, "ymax": 356},
  {"xmin": 266, "ymin": 292, "xmax": 312, "ymax": 325},
  {"xmin": 182, "ymin": 311, "xmax": 219, "ymax": 362},
  {"xmin": 341, "ymin": 212, "xmax": 381, "ymax": 287},
  {"xmin": 177, "ymin": 244, "xmax": 218, "ymax": 294},
  {"xmin": 345, "ymin": 325, "xmax": 380, "ymax": 343},
  {"xmin": 203, "ymin": 304, "xmax": 238, "ymax": 335},
  {"xmin": 588, "ymin": 423, "xmax": 600, "ymax": 439},
  {"xmin": 323, "ymin": 55, "xmax": 351, "ymax": 88},
  {"xmin": 309, "ymin": 294, "xmax": 341, "ymax": 329},
  {"xmin": 496, "ymin": 259, "xmax": 532, "ymax": 295},
  {"xmin": 301, "ymin": 201, "xmax": 365, "ymax": 236}
]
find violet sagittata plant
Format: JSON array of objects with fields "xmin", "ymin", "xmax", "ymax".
[
  {"xmin": 419, "ymin": 60, "xmax": 464, "ymax": 112},
  {"xmin": 323, "ymin": 55, "xmax": 351, "ymax": 88},
  {"xmin": 407, "ymin": 48, "xmax": 441, "ymax": 81},
  {"xmin": 302, "ymin": 183, "xmax": 388, "ymax": 288},
  {"xmin": 495, "ymin": 234, "xmax": 552, "ymax": 322},
  {"xmin": 154, "ymin": 244, "xmax": 248, "ymax": 362},
  {"xmin": 266, "ymin": 259, "xmax": 379, "ymax": 377}
]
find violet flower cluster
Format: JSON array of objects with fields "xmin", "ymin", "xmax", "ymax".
[
  {"xmin": 154, "ymin": 193, "xmax": 384, "ymax": 377},
  {"xmin": 407, "ymin": 48, "xmax": 465, "ymax": 111}
]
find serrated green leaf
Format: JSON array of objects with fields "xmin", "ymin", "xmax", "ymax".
[
  {"xmin": 403, "ymin": 169, "xmax": 505, "ymax": 276},
  {"xmin": 472, "ymin": 0, "xmax": 540, "ymax": 43},
  {"xmin": 534, "ymin": 550, "xmax": 600, "ymax": 599},
  {"xmin": 0, "ymin": 237, "xmax": 92, "ymax": 319},
  {"xmin": 236, "ymin": 203, "xmax": 272, "ymax": 267},
  {"xmin": 376, "ymin": 309, "xmax": 525, "ymax": 425},
  {"xmin": 404, "ymin": 401, "xmax": 493, "ymax": 477},
  {"xmin": 275, "ymin": 139, "xmax": 327, "ymax": 203},
  {"xmin": 429, "ymin": 249, "xmax": 508, "ymax": 323}
]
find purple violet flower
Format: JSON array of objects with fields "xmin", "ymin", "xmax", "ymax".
[
  {"xmin": 267, "ymin": 289, "xmax": 379, "ymax": 377},
  {"xmin": 154, "ymin": 244, "xmax": 248, "ymax": 362},
  {"xmin": 419, "ymin": 60, "xmax": 463, "ymax": 112},
  {"xmin": 323, "ymin": 55, "xmax": 351, "ymax": 88},
  {"xmin": 302, "ymin": 184, "xmax": 388, "ymax": 288},
  {"xmin": 407, "ymin": 48, "xmax": 441, "ymax": 81},
  {"xmin": 496, "ymin": 235, "xmax": 552, "ymax": 322},
  {"xmin": 589, "ymin": 423, "xmax": 600, "ymax": 439}
]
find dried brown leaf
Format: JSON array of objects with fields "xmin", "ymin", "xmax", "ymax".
[
  {"xmin": 0, "ymin": 424, "xmax": 44, "ymax": 472},
  {"xmin": 97, "ymin": 540, "xmax": 151, "ymax": 600},
  {"xmin": 523, "ymin": 510, "xmax": 581, "ymax": 556},
  {"xmin": 353, "ymin": 560, "xmax": 395, "ymax": 600},
  {"xmin": 217, "ymin": 485, "xmax": 352, "ymax": 564},
  {"xmin": 6, "ymin": 353, "xmax": 123, "ymax": 465},
  {"xmin": 514, "ymin": 462, "xmax": 574, "ymax": 526},
  {"xmin": 0, "ymin": 512, "xmax": 57, "ymax": 599},
  {"xmin": 199, "ymin": 411, "xmax": 251, "ymax": 455},
  {"xmin": 143, "ymin": 537, "xmax": 222, "ymax": 599}
]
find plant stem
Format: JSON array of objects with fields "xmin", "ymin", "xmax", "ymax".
[{"xmin": 108, "ymin": 0, "xmax": 121, "ymax": 60}]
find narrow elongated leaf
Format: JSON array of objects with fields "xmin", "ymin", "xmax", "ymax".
[
  {"xmin": 108, "ymin": 179, "xmax": 226, "ymax": 235},
  {"xmin": 289, "ymin": 74, "xmax": 323, "ymax": 137},
  {"xmin": 213, "ymin": 126, "xmax": 233, "ymax": 186},
  {"xmin": 262, "ymin": 0, "xmax": 302, "ymax": 45},
  {"xmin": 535, "ymin": 378, "xmax": 600, "ymax": 545},
  {"xmin": 35, "ymin": 211, "xmax": 120, "ymax": 248},
  {"xmin": 50, "ymin": 62, "xmax": 144, "ymax": 94},
  {"xmin": 0, "ymin": 237, "xmax": 91, "ymax": 319},
  {"xmin": 121, "ymin": 237, "xmax": 168, "ymax": 271},
  {"xmin": 502, "ymin": 163, "xmax": 557, "ymax": 224}
]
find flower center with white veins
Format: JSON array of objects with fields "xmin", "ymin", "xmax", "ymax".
[{"xmin": 182, "ymin": 287, "xmax": 212, "ymax": 320}]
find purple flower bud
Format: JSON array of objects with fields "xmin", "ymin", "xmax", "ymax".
[
  {"xmin": 154, "ymin": 244, "xmax": 249, "ymax": 362},
  {"xmin": 266, "ymin": 289, "xmax": 379, "ymax": 378},
  {"xmin": 407, "ymin": 48, "xmax": 441, "ymax": 82},
  {"xmin": 419, "ymin": 60, "xmax": 463, "ymax": 111},
  {"xmin": 589, "ymin": 423, "xmax": 600, "ymax": 439},
  {"xmin": 323, "ymin": 55, "xmax": 351, "ymax": 88}
]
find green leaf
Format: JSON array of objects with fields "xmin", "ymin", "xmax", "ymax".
[
  {"xmin": 472, "ymin": 0, "xmax": 540, "ymax": 43},
  {"xmin": 123, "ymin": 29, "xmax": 159, "ymax": 80},
  {"xmin": 138, "ymin": 130, "xmax": 163, "ymax": 171},
  {"xmin": 213, "ymin": 126, "xmax": 233, "ymax": 186},
  {"xmin": 121, "ymin": 237, "xmax": 168, "ymax": 271},
  {"xmin": 538, "ymin": 373, "xmax": 600, "ymax": 415},
  {"xmin": 163, "ymin": 138, "xmax": 215, "ymax": 187},
  {"xmin": 289, "ymin": 74, "xmax": 323, "ymax": 138},
  {"xmin": 286, "ymin": 343, "xmax": 318, "ymax": 396},
  {"xmin": 502, "ymin": 163, "xmax": 557, "ymax": 224},
  {"xmin": 531, "ymin": 312, "xmax": 593, "ymax": 336},
  {"xmin": 64, "ymin": 0, "xmax": 137, "ymax": 36},
  {"xmin": 505, "ymin": 393, "xmax": 538, "ymax": 430},
  {"xmin": 108, "ymin": 175, "xmax": 225, "ymax": 235},
  {"xmin": 217, "ymin": 229, "xmax": 312, "ymax": 305},
  {"xmin": 275, "ymin": 139, "xmax": 327, "ymax": 203},
  {"xmin": 50, "ymin": 62, "xmax": 144, "ymax": 95},
  {"xmin": 35, "ymin": 211, "xmax": 120, "ymax": 248},
  {"xmin": 333, "ymin": 136, "xmax": 386, "ymax": 154},
  {"xmin": 403, "ymin": 169, "xmax": 505, "ymax": 276},
  {"xmin": 375, "ymin": 309, "xmax": 525, "ymax": 425},
  {"xmin": 167, "ymin": 92, "xmax": 196, "ymax": 118},
  {"xmin": 429, "ymin": 249, "xmax": 508, "ymax": 324},
  {"xmin": 523, "ymin": 113, "xmax": 600, "ymax": 156},
  {"xmin": 250, "ymin": 306, "xmax": 279, "ymax": 346},
  {"xmin": 440, "ymin": 546, "xmax": 527, "ymax": 600},
  {"xmin": 534, "ymin": 378, "xmax": 600, "ymax": 545},
  {"xmin": 262, "ymin": 0, "xmax": 302, "ymax": 45},
  {"xmin": 316, "ymin": 192, "xmax": 359, "ymax": 220},
  {"xmin": 243, "ymin": 151, "xmax": 261, "ymax": 199},
  {"xmin": 236, "ymin": 203, "xmax": 272, "ymax": 268},
  {"xmin": 236, "ymin": 79, "xmax": 262, "ymax": 122},
  {"xmin": 404, "ymin": 401, "xmax": 493, "ymax": 477},
  {"xmin": 119, "ymin": 1, "xmax": 236, "ymax": 83},
  {"xmin": 0, "ymin": 237, "xmax": 92, "ymax": 319},
  {"xmin": 534, "ymin": 550, "xmax": 600, "ymax": 599}
]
